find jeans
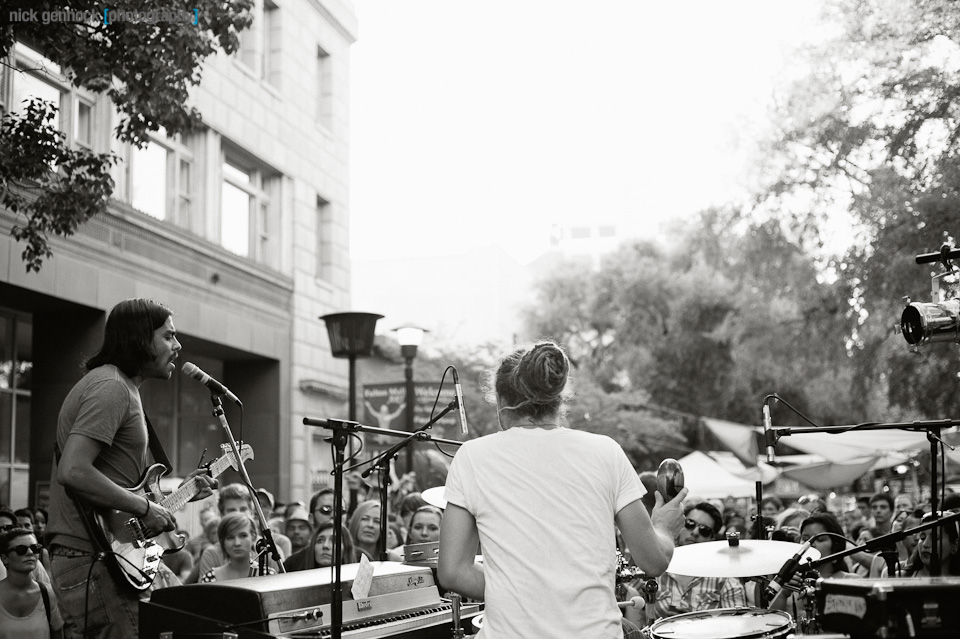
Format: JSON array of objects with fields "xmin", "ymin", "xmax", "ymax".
[{"xmin": 50, "ymin": 553, "xmax": 142, "ymax": 639}]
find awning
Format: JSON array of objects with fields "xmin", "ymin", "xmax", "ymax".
[{"xmin": 677, "ymin": 450, "xmax": 759, "ymax": 499}]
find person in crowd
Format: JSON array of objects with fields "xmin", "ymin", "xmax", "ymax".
[
  {"xmin": 841, "ymin": 508, "xmax": 865, "ymax": 537},
  {"xmin": 190, "ymin": 483, "xmax": 283, "ymax": 582},
  {"xmin": 185, "ymin": 506, "xmax": 220, "ymax": 561},
  {"xmin": 31, "ymin": 508, "xmax": 48, "ymax": 543},
  {"xmin": 894, "ymin": 492, "xmax": 917, "ymax": 517},
  {"xmin": 772, "ymin": 507, "xmax": 808, "ymax": 543},
  {"xmin": 0, "ymin": 510, "xmax": 54, "ymax": 587},
  {"xmin": 13, "ymin": 508, "xmax": 51, "ymax": 572},
  {"xmin": 45, "ymin": 299, "xmax": 217, "ymax": 638},
  {"xmin": 760, "ymin": 496, "xmax": 784, "ymax": 518},
  {"xmin": 439, "ymin": 341, "xmax": 686, "ymax": 638},
  {"xmin": 870, "ymin": 492, "xmax": 895, "ymax": 534},
  {"xmin": 386, "ymin": 522, "xmax": 405, "ymax": 550},
  {"xmin": 856, "ymin": 496, "xmax": 873, "ymax": 524},
  {"xmin": 904, "ymin": 513, "xmax": 960, "ymax": 577},
  {"xmin": 652, "ymin": 502, "xmax": 746, "ymax": 620},
  {"xmin": 284, "ymin": 520, "xmax": 356, "ymax": 571},
  {"xmin": 407, "ymin": 505, "xmax": 442, "ymax": 545},
  {"xmin": 255, "ymin": 488, "xmax": 276, "ymax": 520},
  {"xmin": 399, "ymin": 492, "xmax": 428, "ymax": 531},
  {"xmin": 199, "ymin": 512, "xmax": 274, "ymax": 582},
  {"xmin": 285, "ymin": 505, "xmax": 313, "ymax": 555},
  {"xmin": 0, "ymin": 527, "xmax": 64, "ymax": 638},
  {"xmin": 797, "ymin": 494, "xmax": 827, "ymax": 515},
  {"xmin": 850, "ymin": 526, "xmax": 887, "ymax": 577},
  {"xmin": 768, "ymin": 513, "xmax": 852, "ymax": 613},
  {"xmin": 310, "ymin": 487, "xmax": 336, "ymax": 528},
  {"xmin": 348, "ymin": 500, "xmax": 401, "ymax": 561}
]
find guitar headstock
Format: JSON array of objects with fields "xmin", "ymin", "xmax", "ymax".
[{"xmin": 219, "ymin": 442, "xmax": 255, "ymax": 470}]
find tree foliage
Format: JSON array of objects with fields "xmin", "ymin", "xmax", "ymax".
[
  {"xmin": 0, "ymin": 0, "xmax": 253, "ymax": 270},
  {"xmin": 758, "ymin": 0, "xmax": 960, "ymax": 419}
]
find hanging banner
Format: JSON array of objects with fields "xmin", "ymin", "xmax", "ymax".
[{"xmin": 362, "ymin": 382, "xmax": 458, "ymax": 449}]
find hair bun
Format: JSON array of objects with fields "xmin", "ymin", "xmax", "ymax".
[{"xmin": 513, "ymin": 341, "xmax": 569, "ymax": 404}]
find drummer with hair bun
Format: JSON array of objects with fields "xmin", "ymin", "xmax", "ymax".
[{"xmin": 439, "ymin": 340, "xmax": 687, "ymax": 638}]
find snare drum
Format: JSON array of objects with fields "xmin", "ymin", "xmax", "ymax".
[{"xmin": 646, "ymin": 608, "xmax": 793, "ymax": 639}]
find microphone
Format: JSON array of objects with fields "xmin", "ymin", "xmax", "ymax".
[
  {"xmin": 764, "ymin": 538, "xmax": 814, "ymax": 600},
  {"xmin": 453, "ymin": 367, "xmax": 469, "ymax": 435},
  {"xmin": 763, "ymin": 400, "xmax": 775, "ymax": 463},
  {"xmin": 182, "ymin": 362, "xmax": 242, "ymax": 406}
]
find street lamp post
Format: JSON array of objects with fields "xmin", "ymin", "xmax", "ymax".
[
  {"xmin": 320, "ymin": 312, "xmax": 383, "ymax": 422},
  {"xmin": 395, "ymin": 326, "xmax": 426, "ymax": 473}
]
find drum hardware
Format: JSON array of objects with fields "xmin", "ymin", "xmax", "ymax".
[
  {"xmin": 645, "ymin": 607, "xmax": 794, "ymax": 639},
  {"xmin": 449, "ymin": 592, "xmax": 464, "ymax": 639}
]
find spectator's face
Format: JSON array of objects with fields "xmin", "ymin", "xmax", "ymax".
[
  {"xmin": 0, "ymin": 516, "xmax": 14, "ymax": 532},
  {"xmin": 409, "ymin": 511, "xmax": 441, "ymax": 543},
  {"xmin": 872, "ymin": 500, "xmax": 892, "ymax": 525},
  {"xmin": 15, "ymin": 515, "xmax": 33, "ymax": 532},
  {"xmin": 224, "ymin": 522, "xmax": 255, "ymax": 561},
  {"xmin": 286, "ymin": 520, "xmax": 312, "ymax": 549},
  {"xmin": 761, "ymin": 502, "xmax": 780, "ymax": 517},
  {"xmin": 678, "ymin": 509, "xmax": 716, "ymax": 546},
  {"xmin": 1, "ymin": 533, "xmax": 40, "ymax": 575},
  {"xmin": 800, "ymin": 522, "xmax": 833, "ymax": 558},
  {"xmin": 357, "ymin": 506, "xmax": 381, "ymax": 545},
  {"xmin": 314, "ymin": 528, "xmax": 334, "ymax": 567},
  {"xmin": 222, "ymin": 498, "xmax": 251, "ymax": 515},
  {"xmin": 313, "ymin": 493, "xmax": 335, "ymax": 528}
]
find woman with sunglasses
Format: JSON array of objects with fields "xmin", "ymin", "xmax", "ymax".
[
  {"xmin": 439, "ymin": 341, "xmax": 687, "ymax": 639},
  {"xmin": 0, "ymin": 527, "xmax": 64, "ymax": 638}
]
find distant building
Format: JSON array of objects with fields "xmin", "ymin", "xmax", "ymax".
[{"xmin": 0, "ymin": 1, "xmax": 358, "ymax": 510}]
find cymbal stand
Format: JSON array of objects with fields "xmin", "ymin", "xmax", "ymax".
[{"xmin": 206, "ymin": 393, "xmax": 283, "ymax": 576}]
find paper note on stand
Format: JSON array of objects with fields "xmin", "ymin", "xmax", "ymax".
[{"xmin": 351, "ymin": 554, "xmax": 374, "ymax": 600}]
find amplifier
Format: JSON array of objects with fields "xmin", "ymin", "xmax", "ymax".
[{"xmin": 816, "ymin": 577, "xmax": 960, "ymax": 638}]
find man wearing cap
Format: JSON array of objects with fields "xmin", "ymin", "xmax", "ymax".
[{"xmin": 285, "ymin": 506, "xmax": 313, "ymax": 555}]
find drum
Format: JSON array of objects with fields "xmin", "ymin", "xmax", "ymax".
[
  {"xmin": 646, "ymin": 608, "xmax": 793, "ymax": 639},
  {"xmin": 472, "ymin": 613, "xmax": 484, "ymax": 633}
]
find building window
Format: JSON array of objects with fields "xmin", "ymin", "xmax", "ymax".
[
  {"xmin": 9, "ymin": 43, "xmax": 99, "ymax": 150},
  {"xmin": 263, "ymin": 0, "xmax": 280, "ymax": 83},
  {"xmin": 316, "ymin": 45, "xmax": 332, "ymax": 128},
  {"xmin": 130, "ymin": 141, "xmax": 169, "ymax": 220},
  {"xmin": 125, "ymin": 133, "xmax": 195, "ymax": 224},
  {"xmin": 316, "ymin": 196, "xmax": 333, "ymax": 281},
  {"xmin": 237, "ymin": 0, "xmax": 280, "ymax": 81},
  {"xmin": 220, "ymin": 154, "xmax": 277, "ymax": 262},
  {"xmin": 0, "ymin": 311, "xmax": 32, "ymax": 509}
]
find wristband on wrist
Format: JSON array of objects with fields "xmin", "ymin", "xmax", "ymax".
[{"xmin": 140, "ymin": 497, "xmax": 151, "ymax": 518}]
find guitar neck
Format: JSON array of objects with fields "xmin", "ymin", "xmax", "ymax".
[{"xmin": 159, "ymin": 451, "xmax": 238, "ymax": 513}]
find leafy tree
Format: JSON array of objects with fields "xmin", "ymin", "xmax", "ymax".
[
  {"xmin": 757, "ymin": 0, "xmax": 960, "ymax": 419},
  {"xmin": 0, "ymin": 0, "xmax": 253, "ymax": 270}
]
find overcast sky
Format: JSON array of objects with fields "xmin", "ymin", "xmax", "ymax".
[{"xmin": 348, "ymin": 0, "xmax": 825, "ymax": 265}]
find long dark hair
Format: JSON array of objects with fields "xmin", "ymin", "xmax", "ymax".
[
  {"xmin": 311, "ymin": 521, "xmax": 355, "ymax": 568},
  {"xmin": 801, "ymin": 513, "xmax": 847, "ymax": 573},
  {"xmin": 86, "ymin": 299, "xmax": 172, "ymax": 377}
]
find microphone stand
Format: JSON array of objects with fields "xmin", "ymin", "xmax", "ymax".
[
  {"xmin": 205, "ymin": 393, "xmax": 283, "ymax": 576},
  {"xmin": 803, "ymin": 508, "xmax": 960, "ymax": 577},
  {"xmin": 767, "ymin": 417, "xmax": 960, "ymax": 576},
  {"xmin": 359, "ymin": 399, "xmax": 460, "ymax": 560},
  {"xmin": 304, "ymin": 415, "xmax": 464, "ymax": 639}
]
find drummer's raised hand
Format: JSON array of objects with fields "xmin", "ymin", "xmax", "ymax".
[{"xmin": 652, "ymin": 487, "xmax": 688, "ymax": 539}]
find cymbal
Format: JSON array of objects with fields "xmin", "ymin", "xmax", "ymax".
[
  {"xmin": 422, "ymin": 486, "xmax": 447, "ymax": 509},
  {"xmin": 666, "ymin": 539, "xmax": 820, "ymax": 578}
]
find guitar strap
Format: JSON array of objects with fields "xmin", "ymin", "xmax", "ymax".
[{"xmin": 52, "ymin": 411, "xmax": 173, "ymax": 593}]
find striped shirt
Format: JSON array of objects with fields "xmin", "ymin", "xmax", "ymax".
[{"xmin": 652, "ymin": 572, "xmax": 746, "ymax": 618}]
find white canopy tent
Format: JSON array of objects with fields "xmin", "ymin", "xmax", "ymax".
[{"xmin": 677, "ymin": 450, "xmax": 758, "ymax": 499}]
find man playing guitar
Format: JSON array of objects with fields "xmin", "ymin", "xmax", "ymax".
[{"xmin": 46, "ymin": 299, "xmax": 217, "ymax": 638}]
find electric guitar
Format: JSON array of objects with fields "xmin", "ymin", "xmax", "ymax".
[{"xmin": 94, "ymin": 442, "xmax": 254, "ymax": 591}]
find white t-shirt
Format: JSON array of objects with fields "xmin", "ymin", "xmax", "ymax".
[{"xmin": 444, "ymin": 426, "xmax": 643, "ymax": 639}]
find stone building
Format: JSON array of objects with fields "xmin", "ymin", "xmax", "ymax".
[{"xmin": 0, "ymin": 0, "xmax": 358, "ymax": 512}]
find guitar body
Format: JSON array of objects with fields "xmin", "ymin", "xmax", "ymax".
[
  {"xmin": 94, "ymin": 463, "xmax": 185, "ymax": 591},
  {"xmin": 91, "ymin": 443, "xmax": 254, "ymax": 592}
]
